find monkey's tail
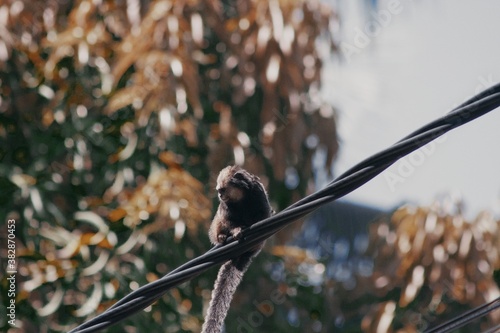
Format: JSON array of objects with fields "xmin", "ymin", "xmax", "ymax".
[{"xmin": 201, "ymin": 250, "xmax": 258, "ymax": 333}]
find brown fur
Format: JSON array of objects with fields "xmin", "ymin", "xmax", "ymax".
[{"xmin": 202, "ymin": 166, "xmax": 272, "ymax": 333}]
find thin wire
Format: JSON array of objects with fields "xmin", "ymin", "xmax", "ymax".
[
  {"xmin": 425, "ymin": 296, "xmax": 500, "ymax": 333},
  {"xmin": 69, "ymin": 83, "xmax": 500, "ymax": 333}
]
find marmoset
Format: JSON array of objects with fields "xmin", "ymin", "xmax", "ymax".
[{"xmin": 201, "ymin": 165, "xmax": 272, "ymax": 333}]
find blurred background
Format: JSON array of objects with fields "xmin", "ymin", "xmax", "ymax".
[{"xmin": 0, "ymin": 0, "xmax": 499, "ymax": 332}]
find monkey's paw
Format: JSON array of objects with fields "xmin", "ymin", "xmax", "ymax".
[
  {"xmin": 217, "ymin": 233, "xmax": 227, "ymax": 244},
  {"xmin": 231, "ymin": 227, "xmax": 243, "ymax": 240}
]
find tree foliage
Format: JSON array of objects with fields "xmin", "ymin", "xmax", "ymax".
[
  {"xmin": 344, "ymin": 204, "xmax": 499, "ymax": 332},
  {"xmin": 0, "ymin": 0, "xmax": 337, "ymax": 332}
]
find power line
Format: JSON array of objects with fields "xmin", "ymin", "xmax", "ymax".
[
  {"xmin": 69, "ymin": 82, "xmax": 500, "ymax": 333},
  {"xmin": 425, "ymin": 296, "xmax": 500, "ymax": 333}
]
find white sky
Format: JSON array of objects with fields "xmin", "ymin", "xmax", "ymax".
[{"xmin": 322, "ymin": 0, "xmax": 500, "ymax": 218}]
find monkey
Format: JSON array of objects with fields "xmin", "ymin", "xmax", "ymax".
[{"xmin": 201, "ymin": 165, "xmax": 273, "ymax": 333}]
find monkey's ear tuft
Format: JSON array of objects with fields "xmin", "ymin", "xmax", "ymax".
[
  {"xmin": 233, "ymin": 171, "xmax": 248, "ymax": 180},
  {"xmin": 231, "ymin": 171, "xmax": 251, "ymax": 188}
]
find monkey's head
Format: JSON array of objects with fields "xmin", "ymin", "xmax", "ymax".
[{"xmin": 216, "ymin": 165, "xmax": 257, "ymax": 204}]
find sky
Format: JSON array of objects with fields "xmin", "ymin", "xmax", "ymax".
[{"xmin": 321, "ymin": 0, "xmax": 500, "ymax": 218}]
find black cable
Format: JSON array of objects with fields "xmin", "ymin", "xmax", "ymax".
[
  {"xmin": 68, "ymin": 83, "xmax": 500, "ymax": 333},
  {"xmin": 425, "ymin": 296, "xmax": 500, "ymax": 333}
]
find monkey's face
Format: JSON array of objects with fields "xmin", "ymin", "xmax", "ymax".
[
  {"xmin": 216, "ymin": 166, "xmax": 252, "ymax": 203},
  {"xmin": 216, "ymin": 184, "xmax": 244, "ymax": 203}
]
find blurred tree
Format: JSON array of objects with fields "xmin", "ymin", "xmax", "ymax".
[
  {"xmin": 281, "ymin": 202, "xmax": 500, "ymax": 332},
  {"xmin": 360, "ymin": 204, "xmax": 499, "ymax": 332},
  {"xmin": 0, "ymin": 0, "xmax": 338, "ymax": 332}
]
